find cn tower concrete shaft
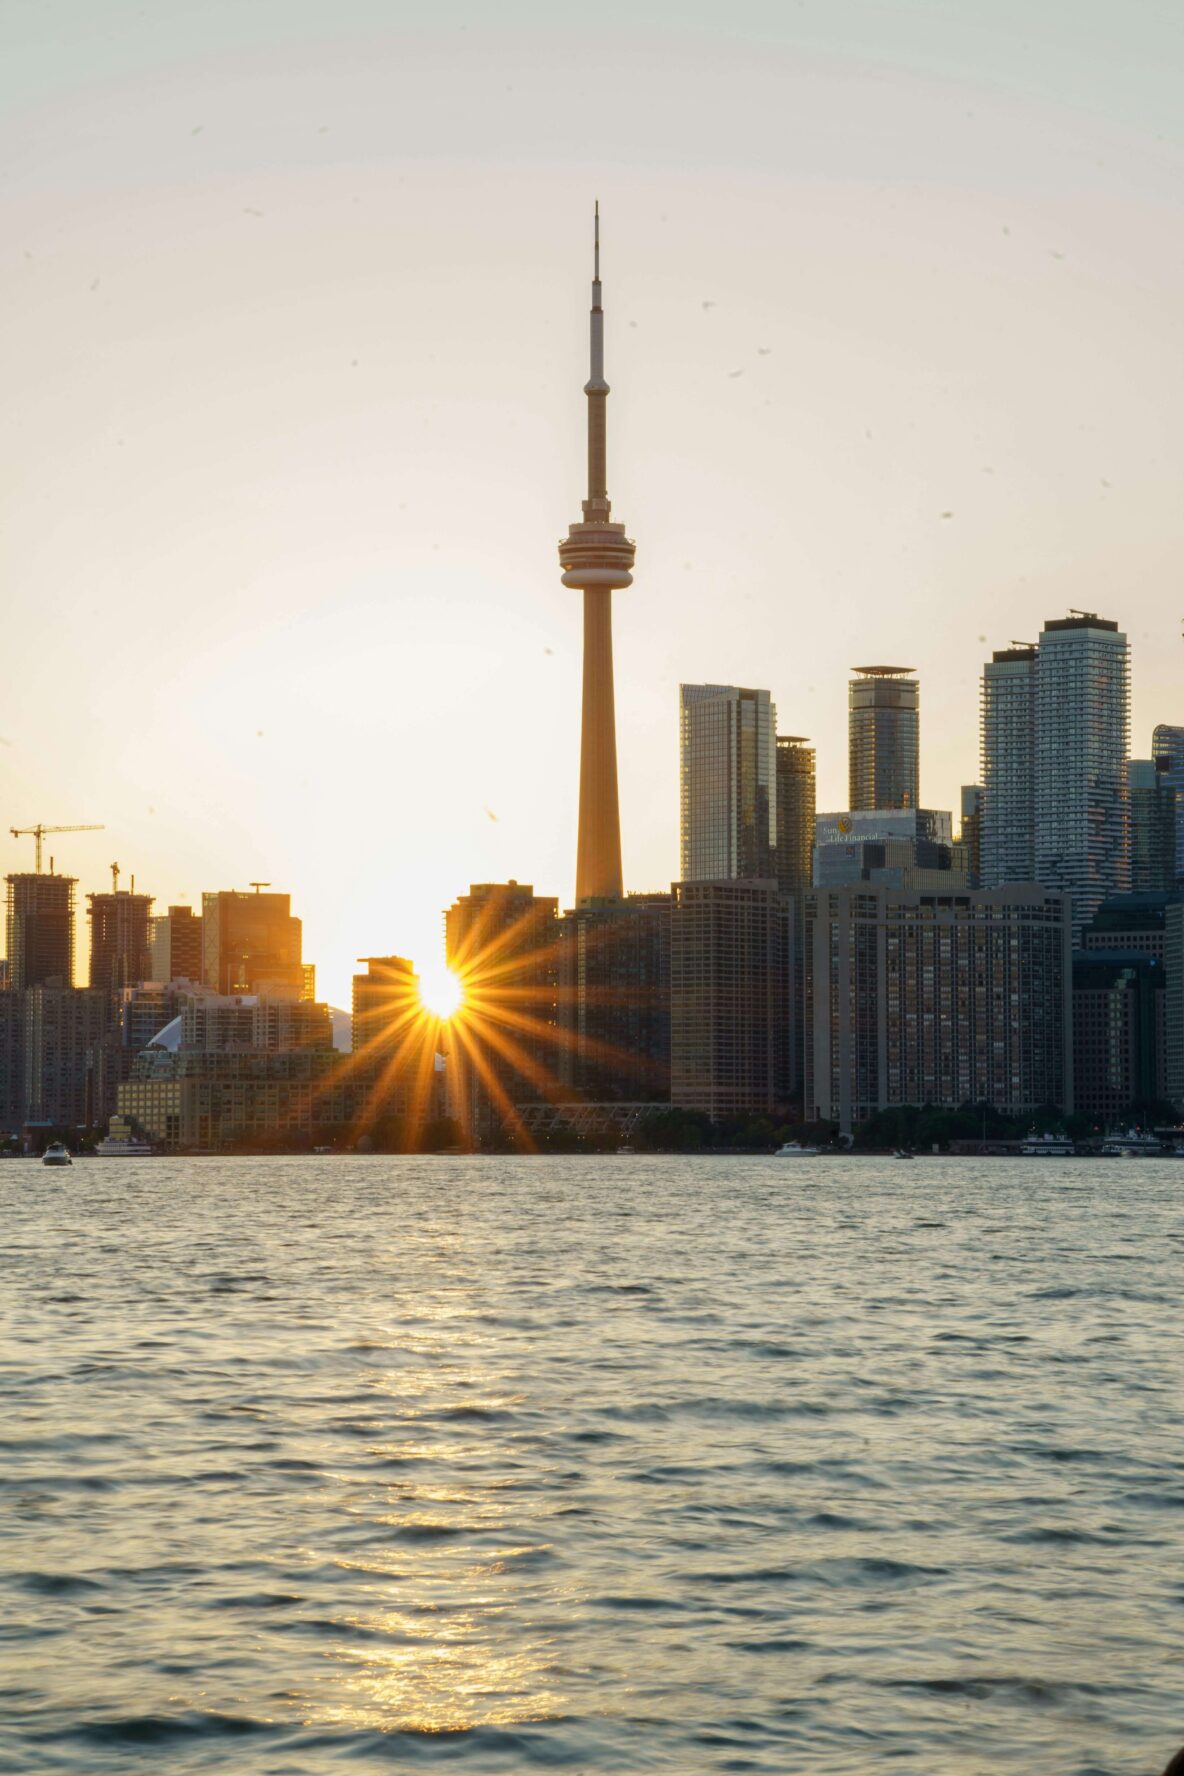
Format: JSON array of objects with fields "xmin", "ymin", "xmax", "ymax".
[
  {"xmin": 558, "ymin": 204, "xmax": 636, "ymax": 905},
  {"xmin": 577, "ymin": 588, "xmax": 623, "ymax": 901}
]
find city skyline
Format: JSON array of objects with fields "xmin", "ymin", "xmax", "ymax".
[{"xmin": 5, "ymin": 2, "xmax": 1184, "ymax": 1006}]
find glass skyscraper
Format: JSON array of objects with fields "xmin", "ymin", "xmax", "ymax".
[
  {"xmin": 980, "ymin": 645, "xmax": 1037, "ymax": 888},
  {"xmin": 1034, "ymin": 614, "xmax": 1130, "ymax": 938},
  {"xmin": 1152, "ymin": 723, "xmax": 1184, "ymax": 880},
  {"xmin": 848, "ymin": 667, "xmax": 919, "ymax": 811},
  {"xmin": 679, "ymin": 684, "xmax": 777, "ymax": 881}
]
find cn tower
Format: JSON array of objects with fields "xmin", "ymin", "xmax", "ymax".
[{"xmin": 559, "ymin": 204, "xmax": 636, "ymax": 905}]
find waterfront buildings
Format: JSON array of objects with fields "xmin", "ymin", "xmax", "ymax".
[
  {"xmin": 22, "ymin": 985, "xmax": 108, "ymax": 1128},
  {"xmin": 680, "ymin": 685, "xmax": 777, "ymax": 881},
  {"xmin": 444, "ymin": 881, "xmax": 559, "ymax": 1142},
  {"xmin": 848, "ymin": 667, "xmax": 919, "ymax": 811},
  {"xmin": 670, "ymin": 879, "xmax": 791, "ymax": 1119},
  {"xmin": 150, "ymin": 905, "xmax": 203, "ymax": 983},
  {"xmin": 559, "ymin": 207, "xmax": 635, "ymax": 905},
  {"xmin": 1152, "ymin": 724, "xmax": 1184, "ymax": 880},
  {"xmin": 556, "ymin": 893, "xmax": 671, "ymax": 1103},
  {"xmin": 87, "ymin": 886, "xmax": 153, "ymax": 1004},
  {"xmin": 201, "ymin": 889, "xmax": 305, "ymax": 998},
  {"xmin": 1072, "ymin": 952, "xmax": 1165, "ymax": 1120},
  {"xmin": 350, "ymin": 955, "xmax": 438, "ymax": 1133},
  {"xmin": 5, "ymin": 872, "xmax": 75, "ymax": 990},
  {"xmin": 804, "ymin": 886, "xmax": 1073, "ymax": 1132}
]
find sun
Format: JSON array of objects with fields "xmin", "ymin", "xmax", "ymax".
[{"xmin": 418, "ymin": 963, "xmax": 463, "ymax": 1022}]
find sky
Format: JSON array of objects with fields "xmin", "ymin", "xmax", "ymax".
[{"xmin": 2, "ymin": 0, "xmax": 1183, "ymax": 1006}]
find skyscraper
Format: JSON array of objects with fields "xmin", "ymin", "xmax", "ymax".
[
  {"xmin": 848, "ymin": 667, "xmax": 919, "ymax": 811},
  {"xmin": 670, "ymin": 879, "xmax": 791, "ymax": 1119},
  {"xmin": 558, "ymin": 206, "xmax": 635, "ymax": 905},
  {"xmin": 1034, "ymin": 614, "xmax": 1129, "ymax": 937},
  {"xmin": 201, "ymin": 889, "xmax": 304, "ymax": 998},
  {"xmin": 150, "ymin": 905, "xmax": 203, "ymax": 982},
  {"xmin": 556, "ymin": 893, "xmax": 671, "ymax": 1103},
  {"xmin": 1152, "ymin": 724, "xmax": 1184, "ymax": 880},
  {"xmin": 1129, "ymin": 759, "xmax": 1177, "ymax": 893},
  {"xmin": 88, "ymin": 886, "xmax": 153, "ymax": 1004},
  {"xmin": 5, "ymin": 873, "xmax": 75, "ymax": 991},
  {"xmin": 444, "ymin": 881, "xmax": 559, "ymax": 1144},
  {"xmin": 774, "ymin": 737, "xmax": 816, "ymax": 898},
  {"xmin": 680, "ymin": 685, "xmax": 777, "ymax": 881},
  {"xmin": 980, "ymin": 644, "xmax": 1037, "ymax": 888}
]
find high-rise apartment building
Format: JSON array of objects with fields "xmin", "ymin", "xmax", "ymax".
[
  {"xmin": 848, "ymin": 667, "xmax": 919, "ymax": 811},
  {"xmin": 980, "ymin": 645, "xmax": 1037, "ymax": 888},
  {"xmin": 444, "ymin": 882, "xmax": 559, "ymax": 1144},
  {"xmin": 201, "ymin": 890, "xmax": 304, "ymax": 998},
  {"xmin": 680, "ymin": 684, "xmax": 777, "ymax": 881},
  {"xmin": 22, "ymin": 985, "xmax": 109, "ymax": 1129},
  {"xmin": 1034, "ymin": 615, "xmax": 1129, "ymax": 937},
  {"xmin": 804, "ymin": 885, "xmax": 1073, "ymax": 1132},
  {"xmin": 556, "ymin": 893, "xmax": 671, "ymax": 1103},
  {"xmin": 1072, "ymin": 953, "xmax": 1165, "ymax": 1120},
  {"xmin": 88, "ymin": 888, "xmax": 153, "ymax": 1003},
  {"xmin": 350, "ymin": 956, "xmax": 435, "ymax": 1133},
  {"xmin": 5, "ymin": 873, "xmax": 75, "ymax": 990},
  {"xmin": 1129, "ymin": 760, "xmax": 1177, "ymax": 893},
  {"xmin": 956, "ymin": 786, "xmax": 983, "ymax": 887},
  {"xmin": 150, "ymin": 906, "xmax": 203, "ymax": 983},
  {"xmin": 670, "ymin": 879, "xmax": 791, "ymax": 1120},
  {"xmin": 774, "ymin": 737, "xmax": 816, "ymax": 896},
  {"xmin": 558, "ymin": 207, "xmax": 635, "ymax": 905},
  {"xmin": 1152, "ymin": 724, "xmax": 1184, "ymax": 880}
]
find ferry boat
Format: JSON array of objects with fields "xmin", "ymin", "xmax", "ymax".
[
  {"xmin": 95, "ymin": 1115, "xmax": 153, "ymax": 1158},
  {"xmin": 775, "ymin": 1140, "xmax": 821, "ymax": 1157},
  {"xmin": 1101, "ymin": 1128, "xmax": 1164, "ymax": 1158},
  {"xmin": 1020, "ymin": 1131, "xmax": 1075, "ymax": 1157},
  {"xmin": 41, "ymin": 1141, "xmax": 72, "ymax": 1167}
]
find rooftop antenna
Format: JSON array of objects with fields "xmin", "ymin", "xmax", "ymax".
[{"xmin": 249, "ymin": 881, "xmax": 271, "ymax": 894}]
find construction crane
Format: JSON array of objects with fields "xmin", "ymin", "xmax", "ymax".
[{"xmin": 9, "ymin": 823, "xmax": 106, "ymax": 873}]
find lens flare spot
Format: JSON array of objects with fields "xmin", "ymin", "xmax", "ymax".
[{"xmin": 418, "ymin": 965, "xmax": 463, "ymax": 1022}]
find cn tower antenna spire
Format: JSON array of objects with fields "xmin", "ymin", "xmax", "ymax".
[{"xmin": 558, "ymin": 203, "xmax": 636, "ymax": 904}]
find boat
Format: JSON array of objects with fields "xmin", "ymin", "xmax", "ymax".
[
  {"xmin": 95, "ymin": 1115, "xmax": 153, "ymax": 1158},
  {"xmin": 892, "ymin": 1147, "xmax": 914, "ymax": 1159},
  {"xmin": 42, "ymin": 1141, "xmax": 72, "ymax": 1167},
  {"xmin": 775, "ymin": 1140, "xmax": 820, "ymax": 1157},
  {"xmin": 1101, "ymin": 1128, "xmax": 1164, "ymax": 1158},
  {"xmin": 1021, "ymin": 1131, "xmax": 1075, "ymax": 1156}
]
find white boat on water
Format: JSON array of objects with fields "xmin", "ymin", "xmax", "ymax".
[
  {"xmin": 1101, "ymin": 1128, "xmax": 1164, "ymax": 1158},
  {"xmin": 1021, "ymin": 1131, "xmax": 1075, "ymax": 1157},
  {"xmin": 775, "ymin": 1141, "xmax": 821, "ymax": 1158},
  {"xmin": 41, "ymin": 1141, "xmax": 72, "ymax": 1167},
  {"xmin": 94, "ymin": 1115, "xmax": 153, "ymax": 1158}
]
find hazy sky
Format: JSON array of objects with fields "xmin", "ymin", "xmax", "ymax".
[{"xmin": 3, "ymin": 0, "xmax": 1183, "ymax": 1005}]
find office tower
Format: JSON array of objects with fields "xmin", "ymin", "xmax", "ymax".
[
  {"xmin": 670, "ymin": 879, "xmax": 791, "ymax": 1120},
  {"xmin": 556, "ymin": 893, "xmax": 671, "ymax": 1103},
  {"xmin": 558, "ymin": 206, "xmax": 635, "ymax": 904},
  {"xmin": 1072, "ymin": 953, "xmax": 1165, "ymax": 1120},
  {"xmin": 803, "ymin": 886, "xmax": 1073, "ymax": 1133},
  {"xmin": 956, "ymin": 786, "xmax": 983, "ymax": 887},
  {"xmin": 1164, "ymin": 903, "xmax": 1184, "ymax": 1111},
  {"xmin": 87, "ymin": 886, "xmax": 153, "ymax": 1003},
  {"xmin": 1083, "ymin": 891, "xmax": 1181, "ymax": 962},
  {"xmin": 1034, "ymin": 614, "xmax": 1129, "ymax": 938},
  {"xmin": 150, "ymin": 906, "xmax": 203, "ymax": 982},
  {"xmin": 22, "ymin": 986, "xmax": 108, "ymax": 1129},
  {"xmin": 444, "ymin": 882, "xmax": 559, "ymax": 1144},
  {"xmin": 980, "ymin": 644, "xmax": 1037, "ymax": 888},
  {"xmin": 1129, "ymin": 759, "xmax": 1177, "ymax": 893},
  {"xmin": 5, "ymin": 873, "xmax": 75, "ymax": 990},
  {"xmin": 848, "ymin": 667, "xmax": 919, "ymax": 811},
  {"xmin": 350, "ymin": 956, "xmax": 437, "ymax": 1133},
  {"xmin": 680, "ymin": 685, "xmax": 777, "ymax": 880},
  {"xmin": 1152, "ymin": 724, "xmax": 1184, "ymax": 879},
  {"xmin": 201, "ymin": 889, "xmax": 304, "ymax": 997},
  {"xmin": 118, "ymin": 989, "xmax": 341, "ymax": 1152}
]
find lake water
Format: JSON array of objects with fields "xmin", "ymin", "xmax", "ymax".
[{"xmin": 2, "ymin": 1155, "xmax": 1182, "ymax": 1775}]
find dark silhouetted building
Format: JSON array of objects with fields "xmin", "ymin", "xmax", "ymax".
[
  {"xmin": 955, "ymin": 785, "xmax": 983, "ymax": 887},
  {"xmin": 1153, "ymin": 723, "xmax": 1184, "ymax": 880},
  {"xmin": 88, "ymin": 888, "xmax": 153, "ymax": 1004},
  {"xmin": 671, "ymin": 879, "xmax": 791, "ymax": 1120},
  {"xmin": 350, "ymin": 956, "xmax": 440, "ymax": 1133},
  {"xmin": 1072, "ymin": 952, "xmax": 1165, "ymax": 1121},
  {"xmin": 1130, "ymin": 759, "xmax": 1177, "ymax": 893},
  {"xmin": 6, "ymin": 872, "xmax": 75, "ymax": 990},
  {"xmin": 22, "ymin": 985, "xmax": 109, "ymax": 1130},
  {"xmin": 804, "ymin": 886, "xmax": 1073, "ymax": 1133},
  {"xmin": 556, "ymin": 893, "xmax": 671, "ymax": 1103},
  {"xmin": 444, "ymin": 882, "xmax": 559, "ymax": 1144}
]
